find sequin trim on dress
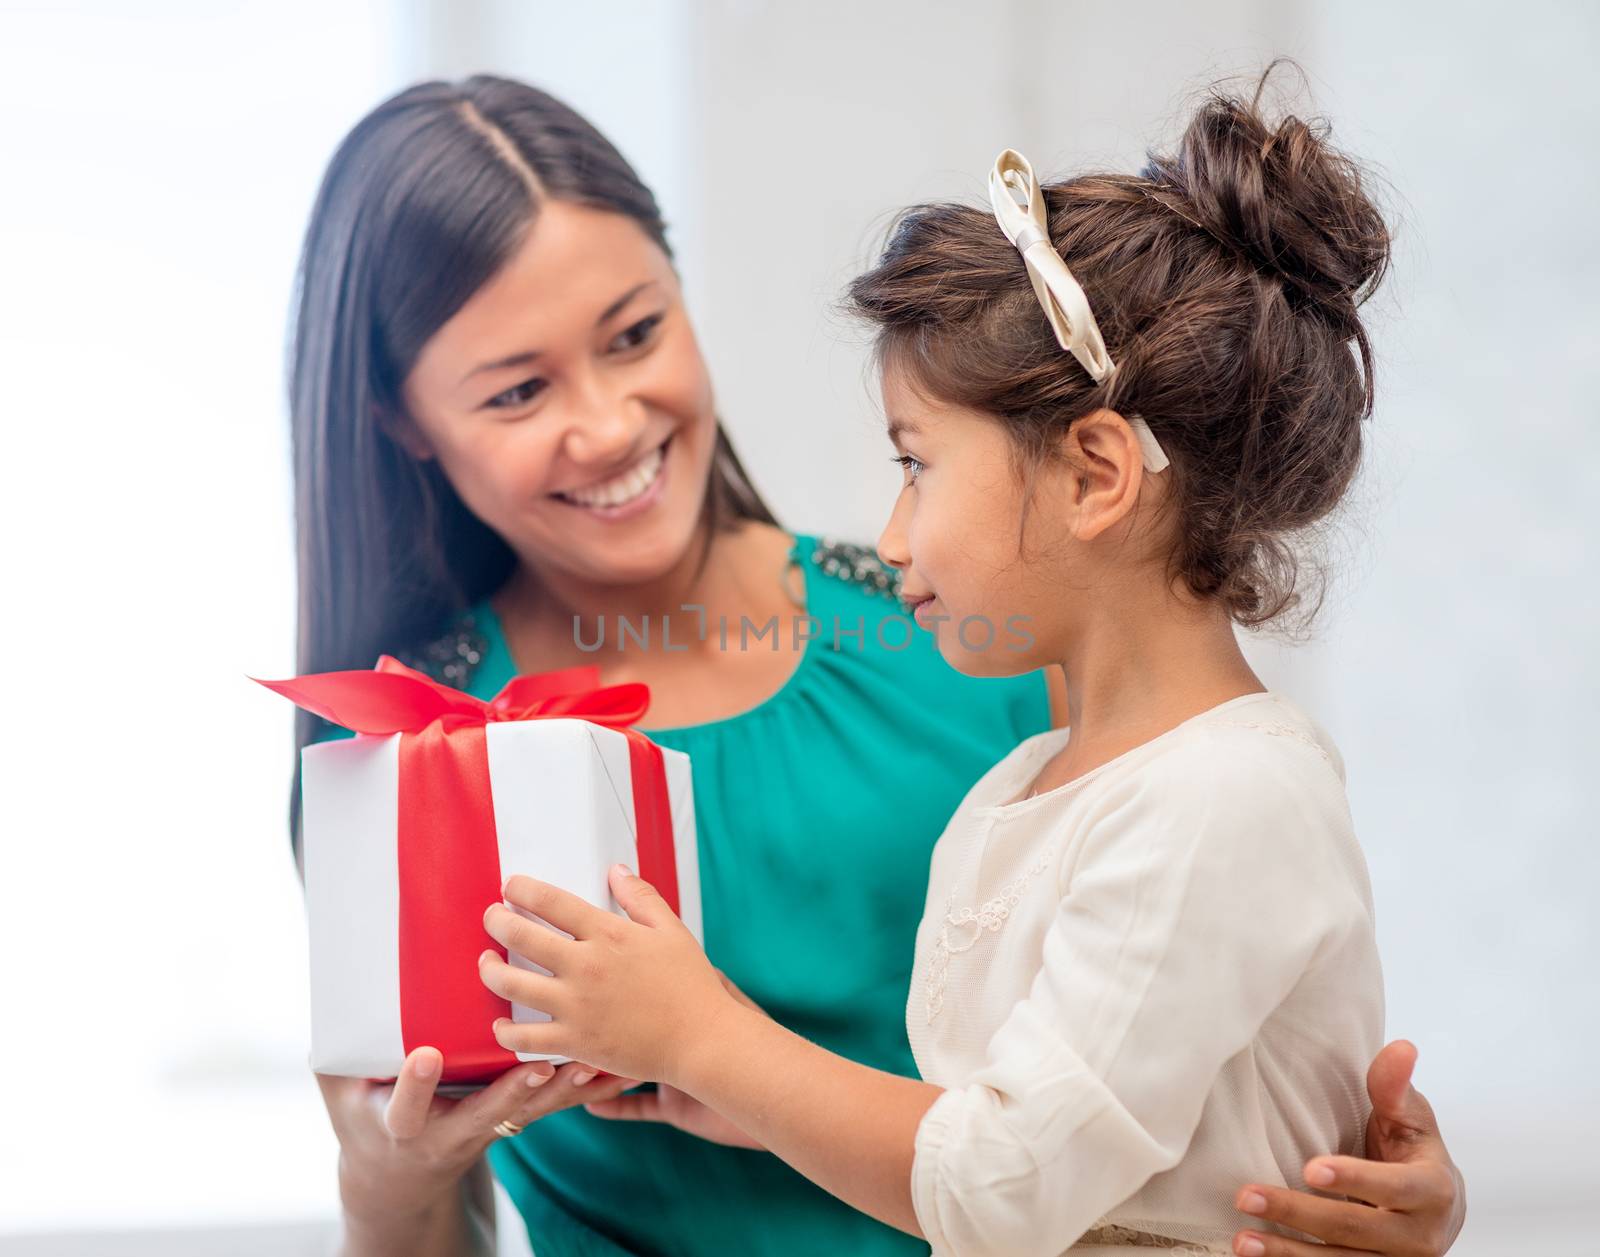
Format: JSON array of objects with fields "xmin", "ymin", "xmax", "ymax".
[
  {"xmin": 808, "ymin": 537, "xmax": 902, "ymax": 599},
  {"xmin": 398, "ymin": 612, "xmax": 488, "ymax": 691}
]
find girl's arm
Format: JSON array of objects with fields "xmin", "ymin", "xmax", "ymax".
[
  {"xmin": 483, "ymin": 738, "xmax": 1377, "ymax": 1255},
  {"xmin": 679, "ymin": 1001, "xmax": 937, "ymax": 1235},
  {"xmin": 481, "ymin": 870, "xmax": 937, "ymax": 1236}
]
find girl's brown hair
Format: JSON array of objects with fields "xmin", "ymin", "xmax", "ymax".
[{"xmin": 848, "ymin": 71, "xmax": 1391, "ymax": 627}]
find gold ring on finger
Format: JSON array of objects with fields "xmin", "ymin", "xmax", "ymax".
[{"xmin": 493, "ymin": 1118, "xmax": 525, "ymax": 1139}]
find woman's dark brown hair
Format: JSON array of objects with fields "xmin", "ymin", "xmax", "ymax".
[
  {"xmin": 848, "ymin": 69, "xmax": 1390, "ymax": 628},
  {"xmin": 287, "ymin": 75, "xmax": 776, "ymax": 846}
]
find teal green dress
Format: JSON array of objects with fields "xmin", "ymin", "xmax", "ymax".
[{"xmin": 329, "ymin": 534, "xmax": 1050, "ymax": 1256}]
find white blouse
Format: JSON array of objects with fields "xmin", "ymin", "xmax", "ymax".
[{"xmin": 906, "ymin": 692, "xmax": 1383, "ymax": 1256}]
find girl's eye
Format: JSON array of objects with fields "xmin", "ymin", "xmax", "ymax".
[
  {"xmin": 487, "ymin": 377, "xmax": 547, "ymax": 410},
  {"xmin": 610, "ymin": 313, "xmax": 665, "ymax": 353},
  {"xmin": 893, "ymin": 453, "xmax": 925, "ymax": 483}
]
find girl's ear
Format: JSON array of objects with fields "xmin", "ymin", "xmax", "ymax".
[
  {"xmin": 375, "ymin": 404, "xmax": 436, "ymax": 462},
  {"xmin": 1061, "ymin": 409, "xmax": 1145, "ymax": 542}
]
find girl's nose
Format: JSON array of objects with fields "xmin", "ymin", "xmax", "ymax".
[{"xmin": 876, "ymin": 492, "xmax": 913, "ymax": 570}]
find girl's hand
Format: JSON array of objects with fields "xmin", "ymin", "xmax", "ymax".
[
  {"xmin": 584, "ymin": 966, "xmax": 771, "ymax": 1150},
  {"xmin": 479, "ymin": 865, "xmax": 738, "ymax": 1086},
  {"xmin": 1232, "ymin": 1041, "xmax": 1465, "ymax": 1256},
  {"xmin": 585, "ymin": 1082, "xmax": 764, "ymax": 1150},
  {"xmin": 318, "ymin": 1045, "xmax": 636, "ymax": 1241}
]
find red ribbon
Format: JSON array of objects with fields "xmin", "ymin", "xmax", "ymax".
[{"xmin": 258, "ymin": 657, "xmax": 680, "ymax": 1083}]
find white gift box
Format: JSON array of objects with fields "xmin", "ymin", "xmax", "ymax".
[{"xmin": 300, "ymin": 719, "xmax": 699, "ymax": 1080}]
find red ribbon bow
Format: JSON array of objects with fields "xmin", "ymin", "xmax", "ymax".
[{"xmin": 258, "ymin": 657, "xmax": 680, "ymax": 1082}]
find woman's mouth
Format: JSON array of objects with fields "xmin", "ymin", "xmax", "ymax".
[{"xmin": 553, "ymin": 437, "xmax": 670, "ymax": 520}]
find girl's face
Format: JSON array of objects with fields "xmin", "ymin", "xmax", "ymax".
[
  {"xmin": 399, "ymin": 202, "xmax": 718, "ymax": 589},
  {"xmin": 875, "ymin": 363, "xmax": 1080, "ymax": 677}
]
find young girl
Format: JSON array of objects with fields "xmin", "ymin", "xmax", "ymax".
[
  {"xmin": 290, "ymin": 74, "xmax": 1461, "ymax": 1257},
  {"xmin": 477, "ymin": 88, "xmax": 1413, "ymax": 1255}
]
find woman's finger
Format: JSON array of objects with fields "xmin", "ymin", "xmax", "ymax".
[
  {"xmin": 383, "ymin": 1047, "xmax": 444, "ymax": 1140},
  {"xmin": 446, "ymin": 1059, "xmax": 559, "ymax": 1148},
  {"xmin": 1304, "ymin": 1155, "xmax": 1449, "ymax": 1212},
  {"xmin": 485, "ymin": 1060, "xmax": 608, "ymax": 1137},
  {"xmin": 1232, "ymin": 1232, "xmax": 1371, "ymax": 1257},
  {"xmin": 483, "ymin": 903, "xmax": 576, "ymax": 973},
  {"xmin": 584, "ymin": 1091, "xmax": 666, "ymax": 1124},
  {"xmin": 1235, "ymin": 1184, "xmax": 1399, "ymax": 1252}
]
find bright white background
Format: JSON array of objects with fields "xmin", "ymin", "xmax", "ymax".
[{"xmin": 1, "ymin": 2, "xmax": 1594, "ymax": 1253}]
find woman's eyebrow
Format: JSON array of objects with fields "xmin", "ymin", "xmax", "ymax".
[
  {"xmin": 597, "ymin": 280, "xmax": 658, "ymax": 325},
  {"xmin": 458, "ymin": 281, "xmax": 663, "ymax": 386}
]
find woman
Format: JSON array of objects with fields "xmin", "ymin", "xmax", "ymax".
[{"xmin": 289, "ymin": 76, "xmax": 1465, "ymax": 1257}]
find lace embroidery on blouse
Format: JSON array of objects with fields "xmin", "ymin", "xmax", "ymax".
[
  {"xmin": 1075, "ymin": 1221, "xmax": 1225, "ymax": 1252},
  {"xmin": 1205, "ymin": 717, "xmax": 1336, "ymax": 768},
  {"xmin": 922, "ymin": 711, "xmax": 1331, "ymax": 1027},
  {"xmin": 924, "ymin": 836, "xmax": 1060, "ymax": 1023}
]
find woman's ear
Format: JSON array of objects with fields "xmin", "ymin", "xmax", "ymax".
[
  {"xmin": 375, "ymin": 405, "xmax": 436, "ymax": 462},
  {"xmin": 1060, "ymin": 409, "xmax": 1145, "ymax": 542}
]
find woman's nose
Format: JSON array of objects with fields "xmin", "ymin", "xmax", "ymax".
[{"xmin": 560, "ymin": 373, "xmax": 648, "ymax": 466}]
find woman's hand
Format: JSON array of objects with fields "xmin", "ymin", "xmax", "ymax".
[
  {"xmin": 318, "ymin": 1045, "xmax": 638, "ymax": 1255},
  {"xmin": 1232, "ymin": 1041, "xmax": 1465, "ymax": 1256},
  {"xmin": 479, "ymin": 865, "xmax": 739, "ymax": 1087}
]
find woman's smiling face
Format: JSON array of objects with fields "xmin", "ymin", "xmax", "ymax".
[
  {"xmin": 875, "ymin": 362, "xmax": 1077, "ymax": 677},
  {"xmin": 398, "ymin": 200, "xmax": 719, "ymax": 587}
]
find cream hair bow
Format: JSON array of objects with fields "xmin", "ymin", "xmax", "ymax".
[{"xmin": 988, "ymin": 149, "xmax": 1170, "ymax": 473}]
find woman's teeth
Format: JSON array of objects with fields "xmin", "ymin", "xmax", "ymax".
[{"xmin": 559, "ymin": 443, "xmax": 665, "ymax": 509}]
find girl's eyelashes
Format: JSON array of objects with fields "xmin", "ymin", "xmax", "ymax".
[
  {"xmin": 893, "ymin": 453, "xmax": 925, "ymax": 483},
  {"xmin": 609, "ymin": 311, "xmax": 666, "ymax": 353},
  {"xmin": 486, "ymin": 377, "xmax": 549, "ymax": 410}
]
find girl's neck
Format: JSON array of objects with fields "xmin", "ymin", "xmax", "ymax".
[{"xmin": 1048, "ymin": 586, "xmax": 1265, "ymax": 779}]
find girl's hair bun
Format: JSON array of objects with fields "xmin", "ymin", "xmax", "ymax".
[
  {"xmin": 848, "ymin": 64, "xmax": 1394, "ymax": 631},
  {"xmin": 1143, "ymin": 80, "xmax": 1390, "ymax": 330}
]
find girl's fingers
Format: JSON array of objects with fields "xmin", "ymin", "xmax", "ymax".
[
  {"xmin": 491, "ymin": 1015, "xmax": 567, "ymax": 1058},
  {"xmin": 383, "ymin": 1047, "xmax": 444, "ymax": 1140},
  {"xmin": 607, "ymin": 864, "xmax": 680, "ymax": 930},
  {"xmin": 501, "ymin": 876, "xmax": 613, "ymax": 943},
  {"xmin": 1232, "ymin": 1233, "xmax": 1371, "ymax": 1257},
  {"xmin": 1235, "ymin": 1184, "xmax": 1395, "ymax": 1252},
  {"xmin": 1303, "ymin": 1155, "xmax": 1447, "ymax": 1211},
  {"xmin": 483, "ymin": 903, "xmax": 576, "ymax": 973},
  {"xmin": 478, "ymin": 951, "xmax": 562, "ymax": 1012}
]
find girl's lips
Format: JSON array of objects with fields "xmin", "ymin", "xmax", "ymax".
[{"xmin": 905, "ymin": 593, "xmax": 938, "ymax": 627}]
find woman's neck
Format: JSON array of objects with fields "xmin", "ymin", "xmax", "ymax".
[{"xmin": 492, "ymin": 518, "xmax": 797, "ymax": 670}]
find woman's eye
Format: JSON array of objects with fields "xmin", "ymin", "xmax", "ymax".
[
  {"xmin": 893, "ymin": 453, "xmax": 925, "ymax": 483},
  {"xmin": 609, "ymin": 313, "xmax": 665, "ymax": 353},
  {"xmin": 487, "ymin": 377, "xmax": 548, "ymax": 409}
]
